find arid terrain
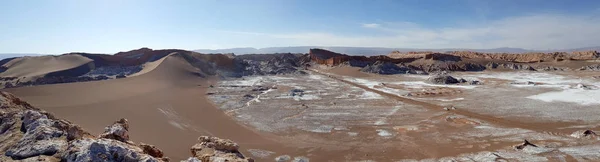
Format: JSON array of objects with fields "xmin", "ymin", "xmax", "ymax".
[{"xmin": 1, "ymin": 48, "xmax": 600, "ymax": 161}]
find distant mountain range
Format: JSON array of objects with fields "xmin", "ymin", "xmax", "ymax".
[
  {"xmin": 194, "ymin": 46, "xmax": 600, "ymax": 56},
  {"xmin": 2, "ymin": 46, "xmax": 599, "ymax": 59},
  {"xmin": 0, "ymin": 53, "xmax": 43, "ymax": 60}
]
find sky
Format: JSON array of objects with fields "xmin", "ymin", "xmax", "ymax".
[{"xmin": 1, "ymin": 0, "xmax": 600, "ymax": 54}]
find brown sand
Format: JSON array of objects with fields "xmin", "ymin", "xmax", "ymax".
[
  {"xmin": 0, "ymin": 54, "xmax": 92, "ymax": 79},
  {"xmin": 327, "ymin": 66, "xmax": 371, "ymax": 78},
  {"xmin": 4, "ymin": 54, "xmax": 293, "ymax": 160}
]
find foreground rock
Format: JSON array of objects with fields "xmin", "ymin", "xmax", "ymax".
[
  {"xmin": 0, "ymin": 91, "xmax": 251, "ymax": 162},
  {"xmin": 187, "ymin": 136, "xmax": 253, "ymax": 162}
]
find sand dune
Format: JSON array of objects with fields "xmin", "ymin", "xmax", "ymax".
[
  {"xmin": 4, "ymin": 53, "xmax": 290, "ymax": 160},
  {"xmin": 0, "ymin": 54, "xmax": 92, "ymax": 79}
]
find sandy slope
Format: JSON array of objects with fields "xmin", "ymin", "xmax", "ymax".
[
  {"xmin": 0, "ymin": 54, "xmax": 92, "ymax": 78},
  {"xmin": 4, "ymin": 54, "xmax": 290, "ymax": 160},
  {"xmin": 127, "ymin": 52, "xmax": 175, "ymax": 77}
]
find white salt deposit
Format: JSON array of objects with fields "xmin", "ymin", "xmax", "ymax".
[
  {"xmin": 527, "ymin": 88, "xmax": 600, "ymax": 105},
  {"xmin": 359, "ymin": 91, "xmax": 384, "ymax": 99},
  {"xmin": 347, "ymin": 132, "xmax": 359, "ymax": 136},
  {"xmin": 396, "ymin": 81, "xmax": 477, "ymax": 89},
  {"xmin": 221, "ymin": 76, "xmax": 263, "ymax": 86},
  {"xmin": 376, "ymin": 129, "xmax": 393, "ymax": 137},
  {"xmin": 439, "ymin": 98, "xmax": 465, "ymax": 102},
  {"xmin": 466, "ymin": 72, "xmax": 600, "ymax": 105}
]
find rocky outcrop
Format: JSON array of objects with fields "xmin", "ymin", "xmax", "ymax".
[
  {"xmin": 578, "ymin": 64, "xmax": 600, "ymax": 71},
  {"xmin": 0, "ymin": 91, "xmax": 251, "ymax": 162},
  {"xmin": 237, "ymin": 53, "xmax": 306, "ymax": 76},
  {"xmin": 427, "ymin": 75, "xmax": 460, "ymax": 84},
  {"xmin": 486, "ymin": 62, "xmax": 536, "ymax": 71},
  {"xmin": 187, "ymin": 136, "xmax": 253, "ymax": 162},
  {"xmin": 450, "ymin": 51, "xmax": 599, "ymax": 63},
  {"xmin": 570, "ymin": 130, "xmax": 598, "ymax": 139},
  {"xmin": 514, "ymin": 140, "xmax": 537, "ymax": 150},
  {"xmin": 98, "ymin": 118, "xmax": 131, "ymax": 143},
  {"xmin": 360, "ymin": 61, "xmax": 415, "ymax": 75},
  {"xmin": 4, "ymin": 75, "xmax": 113, "ymax": 89},
  {"xmin": 0, "ymin": 92, "xmax": 164, "ymax": 161}
]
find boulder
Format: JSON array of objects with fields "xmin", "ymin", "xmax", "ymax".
[
  {"xmin": 275, "ymin": 155, "xmax": 291, "ymax": 162},
  {"xmin": 427, "ymin": 75, "xmax": 460, "ymax": 84},
  {"xmin": 570, "ymin": 130, "xmax": 598, "ymax": 139}
]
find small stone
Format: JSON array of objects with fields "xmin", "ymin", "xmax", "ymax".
[{"xmin": 275, "ymin": 155, "xmax": 291, "ymax": 162}]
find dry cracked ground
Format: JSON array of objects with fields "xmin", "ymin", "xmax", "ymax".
[{"xmin": 207, "ymin": 67, "xmax": 600, "ymax": 161}]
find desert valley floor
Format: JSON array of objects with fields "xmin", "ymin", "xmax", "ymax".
[
  {"xmin": 2, "ymin": 49, "xmax": 600, "ymax": 161},
  {"xmin": 6, "ymin": 67, "xmax": 600, "ymax": 161}
]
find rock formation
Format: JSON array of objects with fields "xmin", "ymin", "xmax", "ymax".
[
  {"xmin": 0, "ymin": 91, "xmax": 251, "ymax": 162},
  {"xmin": 360, "ymin": 61, "xmax": 414, "ymax": 75},
  {"xmin": 578, "ymin": 64, "xmax": 600, "ymax": 71},
  {"xmin": 185, "ymin": 136, "xmax": 253, "ymax": 162},
  {"xmin": 427, "ymin": 75, "xmax": 460, "ymax": 85},
  {"xmin": 570, "ymin": 130, "xmax": 598, "ymax": 139}
]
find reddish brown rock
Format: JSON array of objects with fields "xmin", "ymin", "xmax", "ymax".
[{"xmin": 140, "ymin": 142, "xmax": 165, "ymax": 158}]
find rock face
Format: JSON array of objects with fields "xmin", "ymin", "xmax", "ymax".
[
  {"xmin": 189, "ymin": 136, "xmax": 253, "ymax": 162},
  {"xmin": 0, "ymin": 91, "xmax": 251, "ymax": 162},
  {"xmin": 427, "ymin": 75, "xmax": 460, "ymax": 84},
  {"xmin": 450, "ymin": 50, "xmax": 599, "ymax": 63},
  {"xmin": 237, "ymin": 53, "xmax": 307, "ymax": 76},
  {"xmin": 360, "ymin": 61, "xmax": 414, "ymax": 75}
]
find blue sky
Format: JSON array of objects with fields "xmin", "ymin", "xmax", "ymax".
[{"xmin": 1, "ymin": 0, "xmax": 600, "ymax": 54}]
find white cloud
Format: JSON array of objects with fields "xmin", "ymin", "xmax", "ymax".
[
  {"xmin": 361, "ymin": 23, "xmax": 380, "ymax": 28},
  {"xmin": 218, "ymin": 14, "xmax": 600, "ymax": 50}
]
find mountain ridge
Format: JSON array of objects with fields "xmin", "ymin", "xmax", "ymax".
[{"xmin": 194, "ymin": 46, "xmax": 600, "ymax": 55}]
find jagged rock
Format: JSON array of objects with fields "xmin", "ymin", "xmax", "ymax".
[
  {"xmin": 189, "ymin": 136, "xmax": 253, "ymax": 162},
  {"xmin": 98, "ymin": 118, "xmax": 130, "ymax": 143},
  {"xmin": 182, "ymin": 157, "xmax": 202, "ymax": 162},
  {"xmin": 578, "ymin": 64, "xmax": 600, "ymax": 71},
  {"xmin": 275, "ymin": 155, "xmax": 291, "ymax": 162},
  {"xmin": 538, "ymin": 66, "xmax": 567, "ymax": 71},
  {"xmin": 427, "ymin": 75, "xmax": 460, "ymax": 84},
  {"xmin": 66, "ymin": 124, "xmax": 88, "ymax": 141},
  {"xmin": 570, "ymin": 130, "xmax": 598, "ymax": 139},
  {"xmin": 360, "ymin": 61, "xmax": 414, "ymax": 75},
  {"xmin": 0, "ymin": 92, "xmax": 168, "ymax": 162},
  {"xmin": 5, "ymin": 110, "xmax": 67, "ymax": 160},
  {"xmin": 141, "ymin": 143, "xmax": 165, "ymax": 158},
  {"xmin": 458, "ymin": 78, "xmax": 467, "ymax": 83},
  {"xmin": 63, "ymin": 138, "xmax": 159, "ymax": 162}
]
